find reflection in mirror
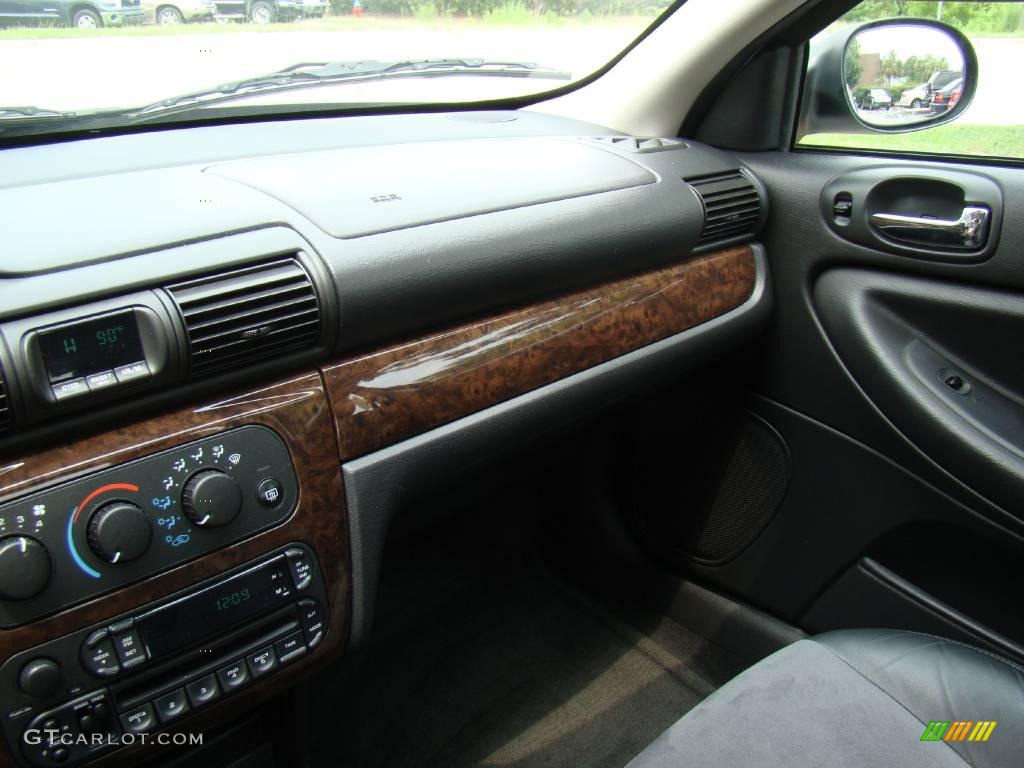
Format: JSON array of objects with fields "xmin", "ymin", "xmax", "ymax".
[{"xmin": 845, "ymin": 24, "xmax": 966, "ymax": 129}]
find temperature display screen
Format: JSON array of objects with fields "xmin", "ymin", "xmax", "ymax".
[{"xmin": 38, "ymin": 311, "xmax": 143, "ymax": 384}]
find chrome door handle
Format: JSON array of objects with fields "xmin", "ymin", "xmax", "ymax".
[{"xmin": 870, "ymin": 206, "xmax": 990, "ymax": 249}]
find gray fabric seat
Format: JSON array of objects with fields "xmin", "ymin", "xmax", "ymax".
[{"xmin": 626, "ymin": 629, "xmax": 1024, "ymax": 768}]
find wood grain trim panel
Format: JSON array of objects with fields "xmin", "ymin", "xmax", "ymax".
[
  {"xmin": 0, "ymin": 373, "xmax": 348, "ymax": 768},
  {"xmin": 323, "ymin": 245, "xmax": 756, "ymax": 460}
]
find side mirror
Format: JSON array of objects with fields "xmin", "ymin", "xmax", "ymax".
[{"xmin": 797, "ymin": 18, "xmax": 977, "ymax": 136}]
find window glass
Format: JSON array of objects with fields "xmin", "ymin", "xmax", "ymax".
[
  {"xmin": 0, "ymin": 0, "xmax": 675, "ymax": 139},
  {"xmin": 797, "ymin": 1, "xmax": 1024, "ymax": 160}
]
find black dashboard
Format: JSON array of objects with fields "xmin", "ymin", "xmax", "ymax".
[{"xmin": 0, "ymin": 109, "xmax": 769, "ymax": 768}]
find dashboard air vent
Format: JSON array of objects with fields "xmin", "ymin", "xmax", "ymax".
[
  {"xmin": 168, "ymin": 258, "xmax": 321, "ymax": 378},
  {"xmin": 687, "ymin": 171, "xmax": 762, "ymax": 247},
  {"xmin": 0, "ymin": 368, "xmax": 10, "ymax": 435}
]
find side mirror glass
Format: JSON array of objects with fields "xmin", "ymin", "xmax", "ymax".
[
  {"xmin": 798, "ymin": 18, "xmax": 978, "ymax": 137},
  {"xmin": 845, "ymin": 24, "xmax": 966, "ymax": 129}
]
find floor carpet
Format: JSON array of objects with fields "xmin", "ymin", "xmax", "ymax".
[{"xmin": 306, "ymin": 509, "xmax": 742, "ymax": 768}]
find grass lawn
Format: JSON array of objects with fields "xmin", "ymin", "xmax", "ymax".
[
  {"xmin": 799, "ymin": 124, "xmax": 1024, "ymax": 160},
  {"xmin": 0, "ymin": 13, "xmax": 656, "ymax": 39}
]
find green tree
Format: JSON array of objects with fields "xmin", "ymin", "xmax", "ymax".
[
  {"xmin": 845, "ymin": 38, "xmax": 864, "ymax": 87},
  {"xmin": 880, "ymin": 49, "xmax": 902, "ymax": 82}
]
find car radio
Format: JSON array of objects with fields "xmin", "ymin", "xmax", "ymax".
[{"xmin": 0, "ymin": 543, "xmax": 328, "ymax": 768}]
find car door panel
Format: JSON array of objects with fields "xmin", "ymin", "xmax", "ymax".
[
  {"xmin": 815, "ymin": 266, "xmax": 1024, "ymax": 519},
  {"xmin": 675, "ymin": 148, "xmax": 1024, "ymax": 656}
]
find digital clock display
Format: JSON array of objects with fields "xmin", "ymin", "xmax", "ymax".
[
  {"xmin": 38, "ymin": 311, "xmax": 144, "ymax": 384},
  {"xmin": 216, "ymin": 588, "xmax": 252, "ymax": 612},
  {"xmin": 137, "ymin": 558, "xmax": 290, "ymax": 659}
]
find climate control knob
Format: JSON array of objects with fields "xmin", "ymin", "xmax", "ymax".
[
  {"xmin": 87, "ymin": 502, "xmax": 152, "ymax": 565},
  {"xmin": 182, "ymin": 470, "xmax": 242, "ymax": 528},
  {"xmin": 0, "ymin": 535, "xmax": 51, "ymax": 601}
]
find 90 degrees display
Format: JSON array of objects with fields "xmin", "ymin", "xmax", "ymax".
[{"xmin": 38, "ymin": 311, "xmax": 144, "ymax": 385}]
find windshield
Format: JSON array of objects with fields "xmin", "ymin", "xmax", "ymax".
[{"xmin": 0, "ymin": 0, "xmax": 676, "ymax": 138}]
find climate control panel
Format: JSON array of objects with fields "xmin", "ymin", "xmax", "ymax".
[{"xmin": 0, "ymin": 425, "xmax": 297, "ymax": 628}]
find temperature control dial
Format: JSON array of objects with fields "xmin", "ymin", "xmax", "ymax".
[
  {"xmin": 182, "ymin": 470, "xmax": 242, "ymax": 528},
  {"xmin": 87, "ymin": 502, "xmax": 152, "ymax": 565},
  {"xmin": 0, "ymin": 535, "xmax": 51, "ymax": 601}
]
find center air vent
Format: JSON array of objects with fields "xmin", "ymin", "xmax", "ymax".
[
  {"xmin": 687, "ymin": 171, "xmax": 763, "ymax": 247},
  {"xmin": 167, "ymin": 258, "xmax": 321, "ymax": 378},
  {"xmin": 0, "ymin": 367, "xmax": 11, "ymax": 436}
]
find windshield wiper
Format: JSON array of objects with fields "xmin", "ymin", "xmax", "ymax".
[
  {"xmin": 0, "ymin": 106, "xmax": 75, "ymax": 119},
  {"xmin": 0, "ymin": 59, "xmax": 571, "ymax": 138},
  {"xmin": 136, "ymin": 58, "xmax": 572, "ymax": 118}
]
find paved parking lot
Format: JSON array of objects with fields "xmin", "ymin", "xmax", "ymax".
[{"xmin": 0, "ymin": 22, "xmax": 646, "ymax": 112}]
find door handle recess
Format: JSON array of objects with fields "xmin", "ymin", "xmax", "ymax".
[{"xmin": 870, "ymin": 206, "xmax": 990, "ymax": 249}]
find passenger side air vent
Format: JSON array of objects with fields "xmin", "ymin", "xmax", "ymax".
[
  {"xmin": 0, "ymin": 367, "xmax": 10, "ymax": 435},
  {"xmin": 167, "ymin": 258, "xmax": 321, "ymax": 378},
  {"xmin": 687, "ymin": 171, "xmax": 763, "ymax": 247}
]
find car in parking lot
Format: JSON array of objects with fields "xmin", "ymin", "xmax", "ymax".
[
  {"xmin": 0, "ymin": 0, "xmax": 144, "ymax": 27},
  {"xmin": 212, "ymin": 0, "xmax": 326, "ymax": 23},
  {"xmin": 860, "ymin": 88, "xmax": 892, "ymax": 110},
  {"xmin": 897, "ymin": 68, "xmax": 962, "ymax": 108},
  {"xmin": 930, "ymin": 76, "xmax": 964, "ymax": 114},
  {"xmin": 142, "ymin": 0, "xmax": 213, "ymax": 24}
]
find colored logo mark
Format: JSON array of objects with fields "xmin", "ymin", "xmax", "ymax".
[{"xmin": 921, "ymin": 721, "xmax": 997, "ymax": 742}]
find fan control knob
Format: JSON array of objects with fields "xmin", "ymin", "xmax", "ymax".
[{"xmin": 0, "ymin": 536, "xmax": 51, "ymax": 601}]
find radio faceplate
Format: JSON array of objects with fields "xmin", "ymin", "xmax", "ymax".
[
  {"xmin": 0, "ymin": 425, "xmax": 297, "ymax": 628},
  {"xmin": 0, "ymin": 543, "xmax": 328, "ymax": 768}
]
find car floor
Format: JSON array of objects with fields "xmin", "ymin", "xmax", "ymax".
[{"xmin": 304, "ymin": 490, "xmax": 748, "ymax": 768}]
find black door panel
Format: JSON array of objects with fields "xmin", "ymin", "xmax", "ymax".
[
  {"xmin": 663, "ymin": 149, "xmax": 1024, "ymax": 652},
  {"xmin": 814, "ymin": 267, "xmax": 1024, "ymax": 521},
  {"xmin": 739, "ymin": 151, "xmax": 1024, "ymax": 514}
]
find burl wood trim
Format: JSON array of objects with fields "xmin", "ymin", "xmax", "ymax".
[
  {"xmin": 323, "ymin": 245, "xmax": 756, "ymax": 460},
  {"xmin": 0, "ymin": 373, "xmax": 348, "ymax": 768}
]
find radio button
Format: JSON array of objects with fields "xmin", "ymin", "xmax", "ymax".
[
  {"xmin": 112, "ymin": 629, "xmax": 147, "ymax": 669},
  {"xmin": 85, "ymin": 371, "xmax": 117, "ymax": 391},
  {"xmin": 52, "ymin": 378, "xmax": 89, "ymax": 401},
  {"xmin": 81, "ymin": 638, "xmax": 120, "ymax": 678},
  {"xmin": 246, "ymin": 647, "xmax": 276, "ymax": 679},
  {"xmin": 108, "ymin": 618, "xmax": 133, "ymax": 634},
  {"xmin": 216, "ymin": 660, "xmax": 249, "ymax": 692},
  {"xmin": 78, "ymin": 712, "xmax": 101, "ymax": 734},
  {"xmin": 113, "ymin": 361, "xmax": 150, "ymax": 384},
  {"xmin": 285, "ymin": 548, "xmax": 312, "ymax": 590},
  {"xmin": 274, "ymin": 631, "xmax": 307, "ymax": 664},
  {"xmin": 298, "ymin": 599, "xmax": 325, "ymax": 648},
  {"xmin": 154, "ymin": 688, "xmax": 190, "ymax": 724},
  {"xmin": 85, "ymin": 627, "xmax": 109, "ymax": 646},
  {"xmin": 119, "ymin": 703, "xmax": 156, "ymax": 734},
  {"xmin": 18, "ymin": 657, "xmax": 62, "ymax": 699},
  {"xmin": 186, "ymin": 675, "xmax": 220, "ymax": 707}
]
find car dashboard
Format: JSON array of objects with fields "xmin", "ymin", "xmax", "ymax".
[{"xmin": 0, "ymin": 109, "xmax": 769, "ymax": 768}]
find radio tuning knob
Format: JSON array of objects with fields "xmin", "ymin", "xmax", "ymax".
[
  {"xmin": 0, "ymin": 535, "xmax": 51, "ymax": 601},
  {"xmin": 87, "ymin": 502, "xmax": 152, "ymax": 565},
  {"xmin": 182, "ymin": 470, "xmax": 242, "ymax": 528}
]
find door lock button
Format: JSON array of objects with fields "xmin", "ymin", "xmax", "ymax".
[{"xmin": 939, "ymin": 369, "xmax": 972, "ymax": 395}]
